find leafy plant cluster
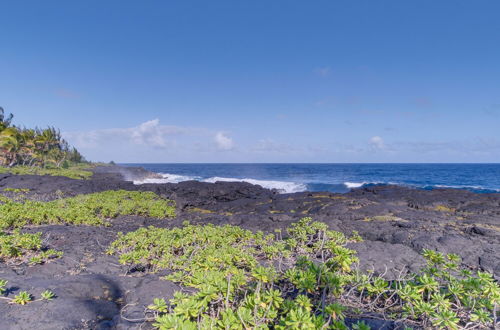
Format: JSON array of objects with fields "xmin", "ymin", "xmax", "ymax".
[
  {"xmin": 0, "ymin": 107, "xmax": 85, "ymax": 168},
  {"xmin": 0, "ymin": 190, "xmax": 176, "ymax": 229},
  {"xmin": 1, "ymin": 187, "xmax": 32, "ymax": 203},
  {"xmin": 410, "ymin": 250, "xmax": 498, "ymax": 328},
  {"xmin": 348, "ymin": 249, "xmax": 500, "ymax": 329},
  {"xmin": 0, "ymin": 164, "xmax": 94, "ymax": 180},
  {"xmin": 3, "ymin": 188, "xmax": 30, "ymax": 193},
  {"xmin": 0, "ymin": 230, "xmax": 62, "ymax": 265},
  {"xmin": 110, "ymin": 217, "xmax": 499, "ymax": 329},
  {"xmin": 110, "ymin": 218, "xmax": 368, "ymax": 329},
  {"xmin": 0, "ymin": 279, "xmax": 55, "ymax": 305}
]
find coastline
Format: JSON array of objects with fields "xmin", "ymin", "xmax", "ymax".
[
  {"xmin": 0, "ymin": 165, "xmax": 498, "ymax": 329},
  {"xmin": 122, "ymin": 163, "xmax": 500, "ymax": 194}
]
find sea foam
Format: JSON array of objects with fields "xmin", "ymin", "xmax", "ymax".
[
  {"xmin": 133, "ymin": 173, "xmax": 200, "ymax": 185},
  {"xmin": 344, "ymin": 182, "xmax": 367, "ymax": 188},
  {"xmin": 133, "ymin": 173, "xmax": 307, "ymax": 193},
  {"xmin": 203, "ymin": 177, "xmax": 307, "ymax": 193}
]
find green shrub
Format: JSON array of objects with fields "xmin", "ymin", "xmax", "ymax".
[
  {"xmin": 0, "ymin": 190, "xmax": 176, "ymax": 229},
  {"xmin": 0, "ymin": 230, "xmax": 62, "ymax": 264},
  {"xmin": 0, "ymin": 164, "xmax": 93, "ymax": 180},
  {"xmin": 110, "ymin": 217, "xmax": 362, "ymax": 329},
  {"xmin": 109, "ymin": 217, "xmax": 500, "ymax": 329}
]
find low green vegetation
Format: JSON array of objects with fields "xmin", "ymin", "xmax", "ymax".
[
  {"xmin": 363, "ymin": 215, "xmax": 408, "ymax": 222},
  {"xmin": 3, "ymin": 188, "xmax": 30, "ymax": 193},
  {"xmin": 434, "ymin": 204, "xmax": 456, "ymax": 213},
  {"xmin": 0, "ymin": 279, "xmax": 55, "ymax": 305},
  {"xmin": 109, "ymin": 217, "xmax": 499, "ymax": 329},
  {"xmin": 0, "ymin": 190, "xmax": 176, "ymax": 229},
  {"xmin": 1, "ymin": 187, "xmax": 32, "ymax": 202},
  {"xmin": 0, "ymin": 164, "xmax": 95, "ymax": 180},
  {"xmin": 0, "ymin": 230, "xmax": 62, "ymax": 265}
]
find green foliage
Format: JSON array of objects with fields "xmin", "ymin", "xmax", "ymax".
[
  {"xmin": 12, "ymin": 291, "xmax": 32, "ymax": 305},
  {"xmin": 109, "ymin": 222, "xmax": 274, "ymax": 279},
  {"xmin": 0, "ymin": 278, "xmax": 56, "ymax": 305},
  {"xmin": 0, "ymin": 230, "xmax": 62, "ymax": 264},
  {"xmin": 110, "ymin": 217, "xmax": 500, "ymax": 329},
  {"xmin": 110, "ymin": 217, "xmax": 362, "ymax": 329},
  {"xmin": 40, "ymin": 290, "xmax": 56, "ymax": 301},
  {"xmin": 0, "ymin": 164, "xmax": 93, "ymax": 179},
  {"xmin": 0, "ymin": 279, "xmax": 7, "ymax": 294},
  {"xmin": 352, "ymin": 320, "xmax": 371, "ymax": 330},
  {"xmin": 390, "ymin": 249, "xmax": 500, "ymax": 329},
  {"xmin": 0, "ymin": 190, "xmax": 176, "ymax": 229},
  {"xmin": 0, "ymin": 107, "xmax": 13, "ymax": 130},
  {"xmin": 3, "ymin": 188, "xmax": 30, "ymax": 193},
  {"xmin": 349, "ymin": 248, "xmax": 500, "ymax": 329},
  {"xmin": 0, "ymin": 108, "xmax": 86, "ymax": 168}
]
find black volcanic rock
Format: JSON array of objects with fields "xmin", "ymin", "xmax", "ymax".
[{"xmin": 0, "ymin": 166, "xmax": 499, "ymax": 329}]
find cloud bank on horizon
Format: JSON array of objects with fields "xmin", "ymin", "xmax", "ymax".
[
  {"xmin": 62, "ymin": 119, "xmax": 500, "ymax": 163},
  {"xmin": 1, "ymin": 1, "xmax": 500, "ymax": 163}
]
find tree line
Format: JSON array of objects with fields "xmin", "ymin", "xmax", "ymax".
[{"xmin": 0, "ymin": 107, "xmax": 85, "ymax": 167}]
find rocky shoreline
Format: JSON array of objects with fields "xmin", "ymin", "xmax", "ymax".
[{"xmin": 0, "ymin": 165, "xmax": 499, "ymax": 329}]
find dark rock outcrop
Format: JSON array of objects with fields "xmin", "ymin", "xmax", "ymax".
[{"xmin": 0, "ymin": 166, "xmax": 498, "ymax": 329}]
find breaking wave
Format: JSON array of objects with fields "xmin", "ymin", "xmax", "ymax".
[
  {"xmin": 133, "ymin": 173, "xmax": 200, "ymax": 185},
  {"xmin": 203, "ymin": 177, "xmax": 307, "ymax": 193},
  {"xmin": 133, "ymin": 173, "xmax": 307, "ymax": 193},
  {"xmin": 344, "ymin": 182, "xmax": 367, "ymax": 188},
  {"xmin": 133, "ymin": 172, "xmax": 500, "ymax": 194}
]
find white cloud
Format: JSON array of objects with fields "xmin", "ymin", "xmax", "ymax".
[
  {"xmin": 63, "ymin": 119, "xmax": 240, "ymax": 161},
  {"xmin": 129, "ymin": 119, "xmax": 185, "ymax": 148},
  {"xmin": 214, "ymin": 132, "xmax": 235, "ymax": 151},
  {"xmin": 63, "ymin": 118, "xmax": 500, "ymax": 163},
  {"xmin": 64, "ymin": 118, "xmax": 188, "ymax": 150},
  {"xmin": 369, "ymin": 136, "xmax": 386, "ymax": 150}
]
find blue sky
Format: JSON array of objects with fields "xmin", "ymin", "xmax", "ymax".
[{"xmin": 1, "ymin": 0, "xmax": 499, "ymax": 162}]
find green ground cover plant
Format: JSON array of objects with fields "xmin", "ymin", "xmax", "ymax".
[
  {"xmin": 1, "ymin": 188, "xmax": 32, "ymax": 203},
  {"xmin": 0, "ymin": 230, "xmax": 62, "ymax": 265},
  {"xmin": 3, "ymin": 188, "xmax": 30, "ymax": 193},
  {"xmin": 0, "ymin": 190, "xmax": 176, "ymax": 229},
  {"xmin": 0, "ymin": 279, "xmax": 55, "ymax": 305},
  {"xmin": 0, "ymin": 164, "xmax": 94, "ymax": 179},
  {"xmin": 109, "ymin": 218, "xmax": 499, "ymax": 329}
]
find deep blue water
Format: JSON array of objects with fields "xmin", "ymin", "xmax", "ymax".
[{"xmin": 121, "ymin": 163, "xmax": 500, "ymax": 194}]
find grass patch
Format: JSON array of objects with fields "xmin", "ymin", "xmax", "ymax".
[
  {"xmin": 313, "ymin": 194, "xmax": 346, "ymax": 200},
  {"xmin": 188, "ymin": 207, "xmax": 215, "ymax": 214},
  {"xmin": 0, "ymin": 164, "xmax": 95, "ymax": 180},
  {"xmin": 0, "ymin": 190, "xmax": 176, "ymax": 229},
  {"xmin": 188, "ymin": 207, "xmax": 233, "ymax": 216},
  {"xmin": 3, "ymin": 188, "xmax": 30, "ymax": 193},
  {"xmin": 0, "ymin": 230, "xmax": 62, "ymax": 265},
  {"xmin": 363, "ymin": 215, "xmax": 408, "ymax": 222},
  {"xmin": 434, "ymin": 204, "xmax": 456, "ymax": 213},
  {"xmin": 109, "ymin": 218, "xmax": 499, "ymax": 329},
  {"xmin": 1, "ymin": 187, "xmax": 32, "ymax": 202}
]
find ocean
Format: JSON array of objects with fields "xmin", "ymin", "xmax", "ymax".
[{"xmin": 122, "ymin": 163, "xmax": 500, "ymax": 194}]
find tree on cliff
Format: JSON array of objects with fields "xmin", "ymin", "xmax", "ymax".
[{"xmin": 0, "ymin": 107, "xmax": 85, "ymax": 167}]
